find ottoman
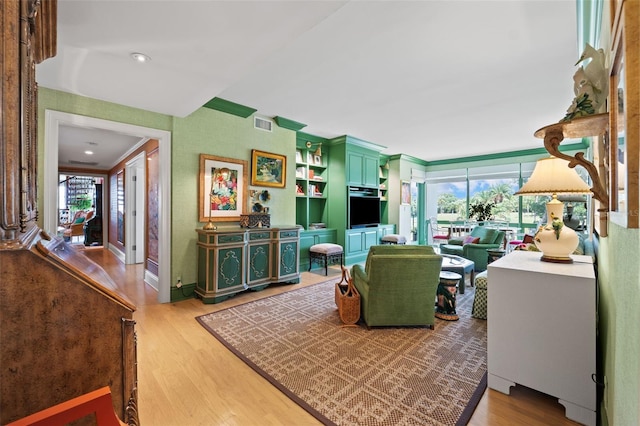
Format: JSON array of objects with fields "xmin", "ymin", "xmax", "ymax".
[
  {"xmin": 309, "ymin": 243, "xmax": 343, "ymax": 275},
  {"xmin": 472, "ymin": 270, "xmax": 488, "ymax": 320},
  {"xmin": 381, "ymin": 234, "xmax": 407, "ymax": 244}
]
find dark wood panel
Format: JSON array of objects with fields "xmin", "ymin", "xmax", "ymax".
[{"xmin": 0, "ymin": 234, "xmax": 137, "ymax": 424}]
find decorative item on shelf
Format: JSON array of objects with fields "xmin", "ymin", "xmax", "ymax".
[
  {"xmin": 562, "ymin": 44, "xmax": 608, "ymax": 122},
  {"xmin": 296, "ymin": 184, "xmax": 304, "ymax": 195},
  {"xmin": 515, "ymin": 156, "xmax": 592, "ymax": 263}
]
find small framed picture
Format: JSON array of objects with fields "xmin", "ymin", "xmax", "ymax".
[
  {"xmin": 295, "ymin": 150, "xmax": 303, "ymax": 163},
  {"xmin": 401, "ymin": 181, "xmax": 410, "ymax": 205},
  {"xmin": 251, "ymin": 149, "xmax": 286, "ymax": 188},
  {"xmin": 314, "ymin": 155, "xmax": 322, "ymax": 165}
]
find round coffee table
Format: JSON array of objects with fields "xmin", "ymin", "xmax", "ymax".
[{"xmin": 435, "ymin": 271, "xmax": 461, "ymax": 321}]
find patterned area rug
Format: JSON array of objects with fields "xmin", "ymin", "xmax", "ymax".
[{"xmin": 197, "ymin": 279, "xmax": 487, "ymax": 426}]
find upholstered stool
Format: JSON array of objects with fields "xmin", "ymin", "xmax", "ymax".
[
  {"xmin": 381, "ymin": 234, "xmax": 407, "ymax": 244},
  {"xmin": 309, "ymin": 243, "xmax": 344, "ymax": 275},
  {"xmin": 472, "ymin": 271, "xmax": 488, "ymax": 320}
]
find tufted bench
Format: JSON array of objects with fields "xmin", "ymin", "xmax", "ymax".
[
  {"xmin": 380, "ymin": 234, "xmax": 407, "ymax": 244},
  {"xmin": 472, "ymin": 270, "xmax": 488, "ymax": 320},
  {"xmin": 309, "ymin": 243, "xmax": 344, "ymax": 275}
]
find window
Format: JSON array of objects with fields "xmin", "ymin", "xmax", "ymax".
[
  {"xmin": 467, "ymin": 164, "xmax": 520, "ymax": 224},
  {"xmin": 425, "ymin": 161, "xmax": 587, "ymax": 234}
]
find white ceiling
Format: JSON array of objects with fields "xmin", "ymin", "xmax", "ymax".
[{"xmin": 38, "ymin": 0, "xmax": 581, "ymax": 169}]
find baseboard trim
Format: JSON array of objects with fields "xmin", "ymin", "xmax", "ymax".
[
  {"xmin": 144, "ymin": 270, "xmax": 159, "ymax": 291},
  {"xmin": 171, "ymin": 283, "xmax": 196, "ymax": 302}
]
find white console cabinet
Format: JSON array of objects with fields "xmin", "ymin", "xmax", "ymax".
[{"xmin": 487, "ymin": 250, "xmax": 596, "ymax": 426}]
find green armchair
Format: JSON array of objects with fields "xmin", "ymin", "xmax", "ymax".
[
  {"xmin": 439, "ymin": 226, "xmax": 505, "ymax": 272},
  {"xmin": 351, "ymin": 245, "xmax": 443, "ymax": 328}
]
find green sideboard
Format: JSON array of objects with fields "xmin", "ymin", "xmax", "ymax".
[{"xmin": 195, "ymin": 226, "xmax": 300, "ymax": 303}]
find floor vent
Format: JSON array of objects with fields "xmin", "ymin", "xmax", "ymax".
[{"xmin": 254, "ymin": 116, "xmax": 273, "ymax": 132}]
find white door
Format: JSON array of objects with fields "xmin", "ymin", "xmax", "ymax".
[{"xmin": 125, "ymin": 153, "xmax": 146, "ymax": 264}]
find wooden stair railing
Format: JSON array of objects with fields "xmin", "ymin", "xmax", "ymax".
[{"xmin": 6, "ymin": 387, "xmax": 127, "ymax": 426}]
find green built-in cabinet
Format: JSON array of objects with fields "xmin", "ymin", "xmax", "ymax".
[
  {"xmin": 327, "ymin": 136, "xmax": 391, "ymax": 264},
  {"xmin": 295, "ymin": 134, "xmax": 396, "ymax": 265},
  {"xmin": 195, "ymin": 227, "xmax": 300, "ymax": 304},
  {"xmin": 346, "ymin": 148, "xmax": 379, "ymax": 188},
  {"xmin": 345, "ymin": 224, "xmax": 396, "ymax": 263}
]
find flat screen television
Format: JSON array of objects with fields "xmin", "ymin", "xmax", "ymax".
[{"xmin": 349, "ymin": 196, "xmax": 381, "ymax": 228}]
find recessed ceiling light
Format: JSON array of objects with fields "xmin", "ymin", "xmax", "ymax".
[
  {"xmin": 131, "ymin": 52, "xmax": 151, "ymax": 63},
  {"xmin": 84, "ymin": 150, "xmax": 94, "ymax": 155}
]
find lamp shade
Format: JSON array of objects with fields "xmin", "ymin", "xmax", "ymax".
[
  {"xmin": 515, "ymin": 157, "xmax": 591, "ymax": 263},
  {"xmin": 515, "ymin": 157, "xmax": 592, "ymax": 196}
]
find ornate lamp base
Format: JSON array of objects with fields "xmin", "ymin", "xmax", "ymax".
[{"xmin": 534, "ymin": 197, "xmax": 579, "ymax": 263}]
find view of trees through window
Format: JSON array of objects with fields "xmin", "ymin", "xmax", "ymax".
[{"xmin": 433, "ymin": 178, "xmax": 587, "ymax": 232}]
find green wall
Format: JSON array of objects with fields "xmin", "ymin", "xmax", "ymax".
[
  {"xmin": 171, "ymin": 107, "xmax": 296, "ymax": 287},
  {"xmin": 598, "ymin": 223, "xmax": 640, "ymax": 426},
  {"xmin": 37, "ymin": 88, "xmax": 296, "ymax": 299}
]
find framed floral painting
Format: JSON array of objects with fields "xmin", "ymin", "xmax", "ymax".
[
  {"xmin": 199, "ymin": 154, "xmax": 248, "ymax": 222},
  {"xmin": 251, "ymin": 149, "xmax": 286, "ymax": 188}
]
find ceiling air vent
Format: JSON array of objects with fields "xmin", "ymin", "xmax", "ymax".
[
  {"xmin": 254, "ymin": 116, "xmax": 273, "ymax": 132},
  {"xmin": 69, "ymin": 159, "xmax": 99, "ymax": 166}
]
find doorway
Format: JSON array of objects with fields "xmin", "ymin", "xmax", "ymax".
[
  {"xmin": 125, "ymin": 152, "xmax": 146, "ymax": 265},
  {"xmin": 58, "ymin": 173, "xmax": 106, "ymax": 246},
  {"xmin": 43, "ymin": 110, "xmax": 172, "ymax": 303}
]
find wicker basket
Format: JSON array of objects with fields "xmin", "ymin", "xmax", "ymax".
[{"xmin": 334, "ymin": 267, "xmax": 360, "ymax": 325}]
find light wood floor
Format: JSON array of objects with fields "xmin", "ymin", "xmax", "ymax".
[{"xmin": 84, "ymin": 248, "xmax": 580, "ymax": 426}]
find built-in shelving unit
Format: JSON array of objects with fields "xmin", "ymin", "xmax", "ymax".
[
  {"xmin": 295, "ymin": 135, "xmax": 330, "ymax": 230},
  {"xmin": 379, "ymin": 155, "xmax": 390, "ymax": 224},
  {"xmin": 295, "ymin": 133, "xmax": 336, "ymax": 271}
]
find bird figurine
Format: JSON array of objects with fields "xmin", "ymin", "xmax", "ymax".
[{"xmin": 562, "ymin": 43, "xmax": 609, "ymax": 122}]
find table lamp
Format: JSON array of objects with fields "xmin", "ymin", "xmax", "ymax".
[{"xmin": 515, "ymin": 156, "xmax": 592, "ymax": 263}]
